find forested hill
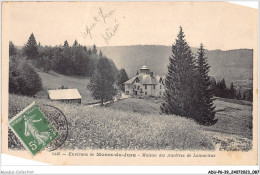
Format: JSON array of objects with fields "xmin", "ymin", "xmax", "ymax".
[{"xmin": 99, "ymin": 45, "xmax": 253, "ymax": 90}]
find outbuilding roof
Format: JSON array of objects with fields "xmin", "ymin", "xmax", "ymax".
[{"xmin": 48, "ymin": 89, "xmax": 82, "ymax": 100}]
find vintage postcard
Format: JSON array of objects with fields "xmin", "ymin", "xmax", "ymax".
[{"xmin": 1, "ymin": 1, "xmax": 258, "ymax": 166}]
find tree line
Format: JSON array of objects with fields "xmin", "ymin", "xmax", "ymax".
[
  {"xmin": 9, "ymin": 33, "xmax": 124, "ymax": 97},
  {"xmin": 211, "ymin": 78, "xmax": 253, "ymax": 102}
]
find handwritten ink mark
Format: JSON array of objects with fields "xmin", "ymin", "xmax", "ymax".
[{"xmin": 101, "ymin": 20, "xmax": 120, "ymax": 44}]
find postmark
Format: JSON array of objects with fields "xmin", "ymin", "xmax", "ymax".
[{"xmin": 9, "ymin": 102, "xmax": 59, "ymax": 155}]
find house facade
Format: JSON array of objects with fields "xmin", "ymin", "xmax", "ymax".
[{"xmin": 124, "ymin": 65, "xmax": 164, "ymax": 97}]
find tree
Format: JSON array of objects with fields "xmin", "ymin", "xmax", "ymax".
[
  {"xmin": 160, "ymin": 27, "xmax": 198, "ymax": 119},
  {"xmin": 195, "ymin": 44, "xmax": 217, "ymax": 125},
  {"xmin": 9, "ymin": 41, "xmax": 17, "ymax": 56},
  {"xmin": 92, "ymin": 44, "xmax": 97, "ymax": 55},
  {"xmin": 116, "ymin": 69, "xmax": 129, "ymax": 91},
  {"xmin": 87, "ymin": 48, "xmax": 92, "ymax": 55},
  {"xmin": 23, "ymin": 33, "xmax": 39, "ymax": 60},
  {"xmin": 73, "ymin": 40, "xmax": 78, "ymax": 47},
  {"xmin": 243, "ymin": 91, "xmax": 247, "ymax": 100},
  {"xmin": 64, "ymin": 40, "xmax": 69, "ymax": 47},
  {"xmin": 38, "ymin": 56, "xmax": 53, "ymax": 73},
  {"xmin": 229, "ymin": 82, "xmax": 236, "ymax": 99},
  {"xmin": 88, "ymin": 57, "xmax": 117, "ymax": 105},
  {"xmin": 99, "ymin": 50, "xmax": 103, "ymax": 57},
  {"xmin": 9, "ymin": 57, "xmax": 42, "ymax": 96},
  {"xmin": 236, "ymin": 90, "xmax": 242, "ymax": 100},
  {"xmin": 215, "ymin": 78, "xmax": 227, "ymax": 98}
]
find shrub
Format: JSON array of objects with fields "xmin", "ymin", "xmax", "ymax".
[{"xmin": 9, "ymin": 57, "xmax": 42, "ymax": 96}]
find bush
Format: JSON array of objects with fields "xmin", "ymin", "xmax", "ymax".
[{"xmin": 9, "ymin": 57, "xmax": 42, "ymax": 96}]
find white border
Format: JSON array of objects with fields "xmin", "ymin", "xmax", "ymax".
[{"xmin": 1, "ymin": 1, "xmax": 259, "ymax": 175}]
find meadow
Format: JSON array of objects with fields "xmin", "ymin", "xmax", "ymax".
[
  {"xmin": 36, "ymin": 70, "xmax": 96, "ymax": 104},
  {"xmin": 109, "ymin": 97, "xmax": 253, "ymax": 151},
  {"xmin": 8, "ymin": 94, "xmax": 214, "ymax": 150}
]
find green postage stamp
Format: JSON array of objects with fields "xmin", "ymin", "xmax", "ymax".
[{"xmin": 9, "ymin": 102, "xmax": 59, "ymax": 155}]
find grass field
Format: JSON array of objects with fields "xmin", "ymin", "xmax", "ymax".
[
  {"xmin": 36, "ymin": 70, "xmax": 96, "ymax": 104},
  {"xmin": 109, "ymin": 97, "xmax": 253, "ymax": 151},
  {"xmin": 8, "ymin": 94, "xmax": 214, "ymax": 150}
]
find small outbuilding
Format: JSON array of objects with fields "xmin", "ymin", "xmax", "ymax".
[{"xmin": 48, "ymin": 89, "xmax": 82, "ymax": 104}]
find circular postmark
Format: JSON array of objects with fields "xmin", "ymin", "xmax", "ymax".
[{"xmin": 39, "ymin": 104, "xmax": 68, "ymax": 152}]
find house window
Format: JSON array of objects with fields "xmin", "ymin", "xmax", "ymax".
[
  {"xmin": 145, "ymin": 92, "xmax": 147, "ymax": 95},
  {"xmin": 153, "ymin": 85, "xmax": 155, "ymax": 89},
  {"xmin": 160, "ymin": 85, "xmax": 162, "ymax": 89},
  {"xmin": 126, "ymin": 91, "xmax": 129, "ymax": 95},
  {"xmin": 128, "ymin": 85, "xmax": 130, "ymax": 88},
  {"xmin": 145, "ymin": 85, "xmax": 147, "ymax": 89}
]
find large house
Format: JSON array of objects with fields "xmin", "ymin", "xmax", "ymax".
[
  {"xmin": 48, "ymin": 89, "xmax": 82, "ymax": 104},
  {"xmin": 124, "ymin": 65, "xmax": 164, "ymax": 97}
]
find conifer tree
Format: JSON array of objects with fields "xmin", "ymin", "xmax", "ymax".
[
  {"xmin": 236, "ymin": 90, "xmax": 242, "ymax": 100},
  {"xmin": 116, "ymin": 69, "xmax": 129, "ymax": 91},
  {"xmin": 99, "ymin": 50, "xmax": 103, "ymax": 57},
  {"xmin": 161, "ymin": 27, "xmax": 198, "ymax": 119},
  {"xmin": 92, "ymin": 44, "xmax": 97, "ymax": 54},
  {"xmin": 195, "ymin": 44, "xmax": 217, "ymax": 125},
  {"xmin": 229, "ymin": 82, "xmax": 236, "ymax": 99},
  {"xmin": 9, "ymin": 41, "xmax": 17, "ymax": 56},
  {"xmin": 73, "ymin": 40, "xmax": 78, "ymax": 47},
  {"xmin": 87, "ymin": 48, "xmax": 92, "ymax": 55},
  {"xmin": 24, "ymin": 33, "xmax": 39, "ymax": 59},
  {"xmin": 64, "ymin": 40, "xmax": 69, "ymax": 47}
]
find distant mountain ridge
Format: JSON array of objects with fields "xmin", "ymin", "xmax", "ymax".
[{"xmin": 98, "ymin": 45, "xmax": 253, "ymax": 90}]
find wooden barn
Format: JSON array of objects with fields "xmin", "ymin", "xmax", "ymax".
[{"xmin": 48, "ymin": 89, "xmax": 82, "ymax": 104}]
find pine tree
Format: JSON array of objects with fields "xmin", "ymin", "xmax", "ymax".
[
  {"xmin": 87, "ymin": 48, "xmax": 92, "ymax": 55},
  {"xmin": 73, "ymin": 40, "xmax": 78, "ymax": 47},
  {"xmin": 229, "ymin": 82, "xmax": 236, "ymax": 99},
  {"xmin": 92, "ymin": 44, "xmax": 97, "ymax": 54},
  {"xmin": 161, "ymin": 27, "xmax": 198, "ymax": 119},
  {"xmin": 99, "ymin": 50, "xmax": 103, "ymax": 57},
  {"xmin": 236, "ymin": 90, "xmax": 242, "ymax": 100},
  {"xmin": 116, "ymin": 69, "xmax": 129, "ymax": 91},
  {"xmin": 23, "ymin": 33, "xmax": 39, "ymax": 60},
  {"xmin": 243, "ymin": 91, "xmax": 247, "ymax": 100},
  {"xmin": 9, "ymin": 41, "xmax": 17, "ymax": 56},
  {"xmin": 64, "ymin": 40, "xmax": 69, "ymax": 47},
  {"xmin": 88, "ymin": 57, "xmax": 117, "ymax": 105},
  {"xmin": 195, "ymin": 44, "xmax": 216, "ymax": 125}
]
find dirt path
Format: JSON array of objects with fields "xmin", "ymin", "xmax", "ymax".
[{"xmin": 84, "ymin": 93, "xmax": 130, "ymax": 108}]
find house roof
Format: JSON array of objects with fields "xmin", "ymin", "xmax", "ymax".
[
  {"xmin": 140, "ymin": 65, "xmax": 150, "ymax": 70},
  {"xmin": 48, "ymin": 89, "xmax": 82, "ymax": 100},
  {"xmin": 124, "ymin": 74, "xmax": 160, "ymax": 85}
]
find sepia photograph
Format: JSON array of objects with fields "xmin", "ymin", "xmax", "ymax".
[{"xmin": 1, "ymin": 1, "xmax": 258, "ymax": 166}]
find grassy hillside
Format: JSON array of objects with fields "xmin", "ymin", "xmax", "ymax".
[
  {"xmin": 36, "ymin": 70, "xmax": 96, "ymax": 104},
  {"xmin": 8, "ymin": 94, "xmax": 214, "ymax": 150},
  {"xmin": 109, "ymin": 97, "xmax": 253, "ymax": 151},
  {"xmin": 99, "ymin": 45, "xmax": 253, "ymax": 89},
  {"xmin": 110, "ymin": 98, "xmax": 253, "ymax": 139}
]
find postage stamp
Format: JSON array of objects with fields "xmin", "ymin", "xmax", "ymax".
[{"xmin": 9, "ymin": 102, "xmax": 59, "ymax": 155}]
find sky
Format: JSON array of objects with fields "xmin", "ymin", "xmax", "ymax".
[{"xmin": 3, "ymin": 1, "xmax": 258, "ymax": 50}]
